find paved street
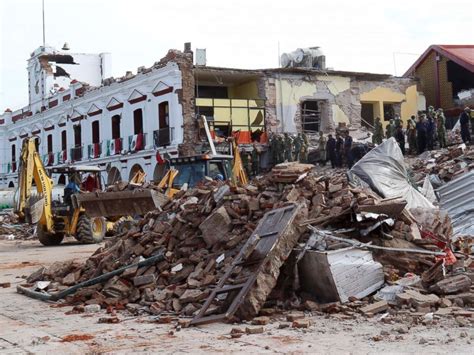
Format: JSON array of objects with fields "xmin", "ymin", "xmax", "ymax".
[{"xmin": 0, "ymin": 239, "xmax": 472, "ymax": 354}]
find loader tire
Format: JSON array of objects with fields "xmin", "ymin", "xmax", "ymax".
[
  {"xmin": 37, "ymin": 225, "xmax": 64, "ymax": 246},
  {"xmin": 112, "ymin": 217, "xmax": 136, "ymax": 236},
  {"xmin": 75, "ymin": 214, "xmax": 106, "ymax": 244}
]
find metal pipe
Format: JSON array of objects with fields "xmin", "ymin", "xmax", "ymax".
[{"xmin": 17, "ymin": 252, "xmax": 165, "ymax": 302}]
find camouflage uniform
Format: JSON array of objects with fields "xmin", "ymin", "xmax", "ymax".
[
  {"xmin": 293, "ymin": 134, "xmax": 303, "ymax": 161},
  {"xmin": 276, "ymin": 135, "xmax": 285, "ymax": 164},
  {"xmin": 372, "ymin": 117, "xmax": 384, "ymax": 145},
  {"xmin": 407, "ymin": 117, "xmax": 417, "ymax": 154},
  {"xmin": 283, "ymin": 133, "xmax": 293, "ymax": 162},
  {"xmin": 386, "ymin": 119, "xmax": 395, "ymax": 139},
  {"xmin": 300, "ymin": 133, "xmax": 309, "ymax": 163},
  {"xmin": 436, "ymin": 109, "xmax": 447, "ymax": 148},
  {"xmin": 318, "ymin": 131, "xmax": 327, "ymax": 165}
]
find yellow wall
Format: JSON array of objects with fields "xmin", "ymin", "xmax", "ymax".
[
  {"xmin": 360, "ymin": 84, "xmax": 421, "ymax": 128},
  {"xmin": 316, "ymin": 75, "xmax": 351, "ymax": 95},
  {"xmin": 228, "ymin": 80, "xmax": 259, "ymax": 99}
]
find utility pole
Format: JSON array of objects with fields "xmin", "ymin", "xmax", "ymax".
[{"xmin": 42, "ymin": 0, "xmax": 46, "ymax": 47}]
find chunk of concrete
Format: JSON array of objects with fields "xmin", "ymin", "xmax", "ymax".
[{"xmin": 199, "ymin": 206, "xmax": 232, "ymax": 246}]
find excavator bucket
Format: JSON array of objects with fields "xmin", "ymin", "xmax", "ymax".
[
  {"xmin": 72, "ymin": 189, "xmax": 169, "ymax": 218},
  {"xmin": 26, "ymin": 195, "xmax": 45, "ymax": 224}
]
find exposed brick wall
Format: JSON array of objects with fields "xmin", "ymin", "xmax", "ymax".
[
  {"xmin": 414, "ymin": 52, "xmax": 455, "ymax": 110},
  {"xmin": 157, "ymin": 50, "xmax": 196, "ymax": 156},
  {"xmin": 414, "ymin": 52, "xmax": 437, "ymax": 108},
  {"xmin": 438, "ymin": 56, "xmax": 454, "ymax": 109}
]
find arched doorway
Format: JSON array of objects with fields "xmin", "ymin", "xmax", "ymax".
[
  {"xmin": 8, "ymin": 181, "xmax": 14, "ymax": 188},
  {"xmin": 129, "ymin": 164, "xmax": 145, "ymax": 181},
  {"xmin": 153, "ymin": 163, "xmax": 166, "ymax": 183},
  {"xmin": 107, "ymin": 167, "xmax": 122, "ymax": 185}
]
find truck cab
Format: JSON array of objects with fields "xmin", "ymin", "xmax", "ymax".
[{"xmin": 167, "ymin": 154, "xmax": 234, "ymax": 189}]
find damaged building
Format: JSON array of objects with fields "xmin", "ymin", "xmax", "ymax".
[
  {"xmin": 403, "ymin": 45, "xmax": 474, "ymax": 121},
  {"xmin": 1, "ymin": 43, "xmax": 425, "ymax": 187}
]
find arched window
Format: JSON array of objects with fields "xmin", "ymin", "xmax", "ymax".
[
  {"xmin": 129, "ymin": 164, "xmax": 144, "ymax": 181},
  {"xmin": 107, "ymin": 167, "xmax": 122, "ymax": 185},
  {"xmin": 58, "ymin": 174, "xmax": 66, "ymax": 185}
]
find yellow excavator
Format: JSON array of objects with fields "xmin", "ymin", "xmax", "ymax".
[
  {"xmin": 154, "ymin": 116, "xmax": 248, "ymax": 198},
  {"xmin": 16, "ymin": 138, "xmax": 108, "ymax": 245}
]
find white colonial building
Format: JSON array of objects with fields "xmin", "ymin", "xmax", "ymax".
[{"xmin": 0, "ymin": 45, "xmax": 185, "ymax": 188}]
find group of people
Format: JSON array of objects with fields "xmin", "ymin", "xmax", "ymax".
[
  {"xmin": 372, "ymin": 106, "xmax": 473, "ymax": 155},
  {"xmin": 242, "ymin": 106, "xmax": 473, "ymax": 177},
  {"xmin": 268, "ymin": 132, "xmax": 310, "ymax": 165},
  {"xmin": 319, "ymin": 131, "xmax": 357, "ymax": 169}
]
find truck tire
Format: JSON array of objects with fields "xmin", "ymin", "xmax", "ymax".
[
  {"xmin": 37, "ymin": 225, "xmax": 64, "ymax": 246},
  {"xmin": 75, "ymin": 214, "xmax": 106, "ymax": 244}
]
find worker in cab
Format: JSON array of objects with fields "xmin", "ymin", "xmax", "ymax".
[{"xmin": 64, "ymin": 174, "xmax": 81, "ymax": 212}]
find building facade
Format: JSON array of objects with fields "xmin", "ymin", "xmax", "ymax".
[
  {"xmin": 403, "ymin": 45, "xmax": 474, "ymax": 118},
  {"xmin": 1, "ymin": 43, "xmax": 424, "ymax": 188},
  {"xmin": 0, "ymin": 46, "xmax": 189, "ymax": 188}
]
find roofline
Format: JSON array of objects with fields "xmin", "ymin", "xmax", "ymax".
[
  {"xmin": 195, "ymin": 65, "xmax": 395, "ymax": 80},
  {"xmin": 403, "ymin": 45, "xmax": 474, "ymax": 77}
]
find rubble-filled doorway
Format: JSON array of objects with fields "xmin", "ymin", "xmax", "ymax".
[{"xmin": 301, "ymin": 100, "xmax": 322, "ymax": 133}]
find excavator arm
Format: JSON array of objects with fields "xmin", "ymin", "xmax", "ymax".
[{"xmin": 16, "ymin": 138, "xmax": 54, "ymax": 231}]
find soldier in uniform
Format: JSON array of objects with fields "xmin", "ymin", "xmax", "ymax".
[
  {"xmin": 276, "ymin": 135, "xmax": 285, "ymax": 164},
  {"xmin": 335, "ymin": 133, "xmax": 344, "ymax": 167},
  {"xmin": 394, "ymin": 114, "xmax": 401, "ymax": 129},
  {"xmin": 386, "ymin": 119, "xmax": 395, "ymax": 139},
  {"xmin": 269, "ymin": 133, "xmax": 278, "ymax": 166},
  {"xmin": 293, "ymin": 133, "xmax": 303, "ymax": 161},
  {"xmin": 372, "ymin": 117, "xmax": 384, "ymax": 145},
  {"xmin": 436, "ymin": 109, "xmax": 447, "ymax": 148},
  {"xmin": 251, "ymin": 143, "xmax": 260, "ymax": 176},
  {"xmin": 300, "ymin": 133, "xmax": 309, "ymax": 163},
  {"xmin": 318, "ymin": 131, "xmax": 327, "ymax": 166},
  {"xmin": 407, "ymin": 116, "xmax": 417, "ymax": 155},
  {"xmin": 283, "ymin": 133, "xmax": 293, "ymax": 162}
]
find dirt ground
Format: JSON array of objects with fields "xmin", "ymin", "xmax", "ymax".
[{"xmin": 0, "ymin": 239, "xmax": 472, "ymax": 354}]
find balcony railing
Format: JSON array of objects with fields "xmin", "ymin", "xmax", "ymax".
[
  {"xmin": 70, "ymin": 145, "xmax": 83, "ymax": 162},
  {"xmin": 88, "ymin": 142, "xmax": 102, "ymax": 159},
  {"xmin": 105, "ymin": 138, "xmax": 123, "ymax": 156},
  {"xmin": 128, "ymin": 133, "xmax": 146, "ymax": 152},
  {"xmin": 153, "ymin": 127, "xmax": 172, "ymax": 147}
]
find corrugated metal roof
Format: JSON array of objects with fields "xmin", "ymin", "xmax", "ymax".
[{"xmin": 437, "ymin": 170, "xmax": 474, "ymax": 238}]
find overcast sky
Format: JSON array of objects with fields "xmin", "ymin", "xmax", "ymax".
[{"xmin": 1, "ymin": 0, "xmax": 473, "ymax": 111}]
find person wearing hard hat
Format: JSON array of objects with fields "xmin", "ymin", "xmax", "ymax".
[{"xmin": 459, "ymin": 107, "xmax": 471, "ymax": 144}]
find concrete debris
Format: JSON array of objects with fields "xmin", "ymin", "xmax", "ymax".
[
  {"xmin": 0, "ymin": 212, "xmax": 35, "ymax": 240},
  {"xmin": 16, "ymin": 161, "xmax": 473, "ymax": 327}
]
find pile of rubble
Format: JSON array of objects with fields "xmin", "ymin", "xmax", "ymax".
[
  {"xmin": 0, "ymin": 212, "xmax": 34, "ymax": 240},
  {"xmin": 410, "ymin": 145, "xmax": 474, "ymax": 184},
  {"xmin": 21, "ymin": 162, "xmax": 473, "ymax": 325}
]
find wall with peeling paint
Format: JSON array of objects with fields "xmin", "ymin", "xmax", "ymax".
[{"xmin": 266, "ymin": 72, "xmax": 420, "ymax": 134}]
